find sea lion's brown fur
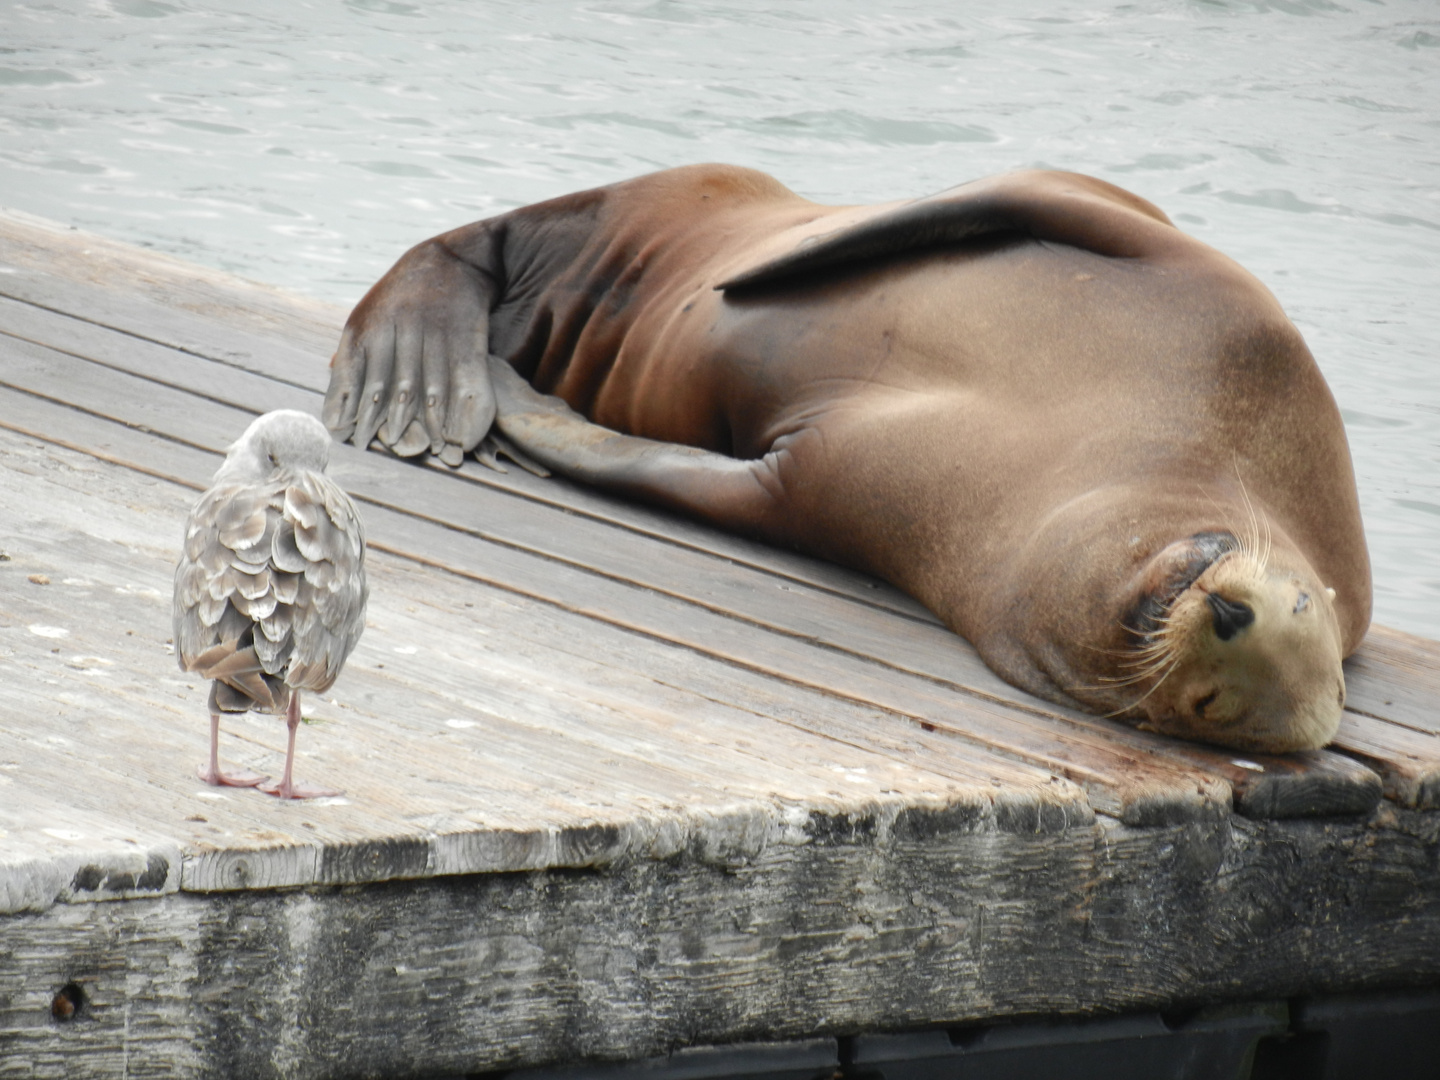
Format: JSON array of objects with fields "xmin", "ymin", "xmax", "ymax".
[{"xmin": 324, "ymin": 164, "xmax": 1371, "ymax": 751}]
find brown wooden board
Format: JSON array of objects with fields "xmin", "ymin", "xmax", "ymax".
[{"xmin": 1344, "ymin": 624, "xmax": 1440, "ymax": 737}]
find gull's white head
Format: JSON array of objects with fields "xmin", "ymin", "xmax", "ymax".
[{"xmin": 214, "ymin": 410, "xmax": 332, "ymax": 484}]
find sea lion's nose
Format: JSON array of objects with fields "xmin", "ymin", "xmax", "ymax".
[{"xmin": 1207, "ymin": 593, "xmax": 1255, "ymax": 641}]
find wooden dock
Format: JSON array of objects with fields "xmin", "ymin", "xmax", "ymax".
[{"xmin": 1, "ymin": 206, "xmax": 1438, "ymax": 1078}]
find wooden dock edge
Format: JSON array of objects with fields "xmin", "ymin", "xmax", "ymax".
[{"xmin": 5, "ymin": 807, "xmax": 1439, "ymax": 1077}]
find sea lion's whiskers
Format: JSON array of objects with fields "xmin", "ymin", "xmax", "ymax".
[
  {"xmin": 1231, "ymin": 462, "xmax": 1272, "ymax": 581},
  {"xmin": 1102, "ymin": 651, "xmax": 1178, "ymax": 688},
  {"xmin": 1101, "ymin": 652, "xmax": 1185, "ymax": 717},
  {"xmin": 1083, "ymin": 570, "xmax": 1194, "ymax": 710},
  {"xmin": 1092, "ymin": 619, "xmax": 1181, "ymax": 691},
  {"xmin": 1260, "ymin": 504, "xmax": 1273, "ymax": 577}
]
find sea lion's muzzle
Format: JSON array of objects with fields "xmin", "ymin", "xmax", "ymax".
[{"xmin": 1126, "ymin": 545, "xmax": 1347, "ymax": 752}]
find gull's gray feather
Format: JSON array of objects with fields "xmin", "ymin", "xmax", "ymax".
[{"xmin": 174, "ymin": 410, "xmax": 368, "ymax": 715}]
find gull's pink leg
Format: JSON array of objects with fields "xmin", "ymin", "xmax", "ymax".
[
  {"xmin": 196, "ymin": 711, "xmax": 268, "ymax": 787},
  {"xmin": 259, "ymin": 693, "xmax": 342, "ymax": 800}
]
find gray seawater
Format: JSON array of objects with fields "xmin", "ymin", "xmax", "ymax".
[{"xmin": 3, "ymin": 0, "xmax": 1437, "ymax": 639}]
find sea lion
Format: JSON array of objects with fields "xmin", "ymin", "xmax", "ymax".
[{"xmin": 323, "ymin": 164, "xmax": 1371, "ymax": 752}]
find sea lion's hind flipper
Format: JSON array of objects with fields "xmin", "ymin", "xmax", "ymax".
[
  {"xmin": 488, "ymin": 356, "xmax": 781, "ymax": 535},
  {"xmin": 718, "ymin": 170, "xmax": 1180, "ymax": 292}
]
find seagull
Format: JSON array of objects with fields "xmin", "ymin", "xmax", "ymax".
[{"xmin": 173, "ymin": 410, "xmax": 367, "ymax": 799}]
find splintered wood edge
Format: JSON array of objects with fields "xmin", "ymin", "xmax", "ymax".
[
  {"xmin": 179, "ymin": 786, "xmax": 1097, "ymax": 894},
  {"xmin": 1, "ymin": 786, "xmax": 1094, "ymax": 912},
  {"xmin": 0, "ymin": 843, "xmax": 182, "ymax": 914},
  {"xmin": 0, "ymin": 795, "xmax": 184, "ymax": 914}
]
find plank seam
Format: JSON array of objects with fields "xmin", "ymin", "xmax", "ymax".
[
  {"xmin": 0, "ymin": 288, "xmax": 318, "ymax": 392},
  {"xmin": 0, "ymin": 322, "xmax": 279, "ymax": 416},
  {"xmin": 0, "ymin": 412, "xmax": 206, "ymax": 491},
  {"xmin": 1344, "ymin": 705, "xmax": 1439, "ymax": 740},
  {"xmin": 434, "ymin": 459, "xmax": 945, "ymax": 628}
]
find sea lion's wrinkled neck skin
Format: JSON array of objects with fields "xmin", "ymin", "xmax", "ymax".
[{"xmin": 326, "ymin": 164, "xmax": 1372, "ymax": 752}]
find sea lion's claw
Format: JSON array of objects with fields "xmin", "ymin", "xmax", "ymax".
[
  {"xmin": 422, "ymin": 333, "xmax": 453, "ymax": 454},
  {"xmin": 353, "ymin": 394, "xmax": 384, "ymax": 450},
  {"xmin": 438, "ymin": 442, "xmax": 465, "ymax": 469},
  {"xmin": 472, "ymin": 437, "xmax": 509, "ymax": 474},
  {"xmin": 392, "ymin": 418, "xmax": 432, "ymax": 458},
  {"xmin": 385, "ymin": 323, "xmax": 423, "ymax": 444},
  {"xmin": 444, "ymin": 350, "xmax": 497, "ymax": 452},
  {"xmin": 323, "ymin": 328, "xmax": 362, "ymax": 441},
  {"xmin": 489, "ymin": 432, "xmax": 551, "ymax": 478},
  {"xmin": 385, "ymin": 379, "xmax": 419, "ymax": 449},
  {"xmin": 347, "ymin": 319, "xmax": 397, "ymax": 450}
]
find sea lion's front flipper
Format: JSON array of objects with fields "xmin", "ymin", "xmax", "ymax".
[
  {"xmin": 488, "ymin": 356, "xmax": 783, "ymax": 536},
  {"xmin": 325, "ymin": 233, "xmax": 500, "ymax": 466},
  {"xmin": 718, "ymin": 170, "xmax": 1183, "ymax": 291}
]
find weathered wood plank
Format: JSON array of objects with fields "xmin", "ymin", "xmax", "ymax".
[
  {"xmin": 0, "ymin": 390, "xmax": 1243, "ymax": 826},
  {"xmin": 1344, "ymin": 624, "xmax": 1440, "ymax": 736},
  {"xmin": 0, "ymin": 207, "xmax": 343, "ymax": 383},
  {"xmin": 0, "ymin": 345, "xmax": 1398, "ymax": 822},
  {"xmin": 0, "ymin": 294, "xmax": 316, "ymax": 417},
  {"xmin": 1332, "ymin": 714, "xmax": 1440, "ymax": 810},
  {"xmin": 0, "ymin": 206, "xmax": 346, "ymax": 350},
  {"xmin": 2, "ymin": 425, "xmax": 1097, "ymax": 908}
]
